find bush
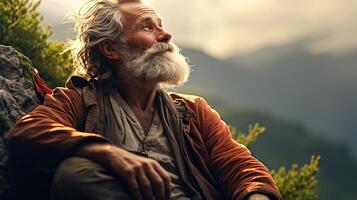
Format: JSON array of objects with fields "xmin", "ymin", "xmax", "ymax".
[
  {"xmin": 0, "ymin": 0, "xmax": 73, "ymax": 88},
  {"xmin": 231, "ymin": 123, "xmax": 320, "ymax": 200}
]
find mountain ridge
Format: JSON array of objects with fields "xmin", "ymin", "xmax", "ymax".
[{"xmin": 178, "ymin": 43, "xmax": 357, "ymax": 159}]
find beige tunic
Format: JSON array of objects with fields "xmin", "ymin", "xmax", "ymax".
[{"xmin": 109, "ymin": 93, "xmax": 190, "ymax": 199}]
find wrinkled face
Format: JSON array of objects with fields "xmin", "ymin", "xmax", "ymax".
[
  {"xmin": 115, "ymin": 2, "xmax": 190, "ymax": 88},
  {"xmin": 119, "ymin": 2, "xmax": 172, "ymax": 51}
]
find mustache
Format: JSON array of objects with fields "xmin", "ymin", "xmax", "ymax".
[
  {"xmin": 145, "ymin": 42, "xmax": 174, "ymax": 55},
  {"xmin": 127, "ymin": 42, "xmax": 176, "ymax": 65}
]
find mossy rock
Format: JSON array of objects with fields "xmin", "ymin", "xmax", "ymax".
[{"xmin": 0, "ymin": 45, "xmax": 41, "ymax": 198}]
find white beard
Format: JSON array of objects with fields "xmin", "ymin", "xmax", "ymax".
[{"xmin": 121, "ymin": 42, "xmax": 191, "ymax": 88}]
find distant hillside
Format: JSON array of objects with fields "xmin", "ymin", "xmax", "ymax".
[
  {"xmin": 226, "ymin": 39, "xmax": 357, "ymax": 143},
  {"xmin": 177, "ymin": 44, "xmax": 357, "ymax": 159},
  {"xmin": 201, "ymin": 97, "xmax": 357, "ymax": 200}
]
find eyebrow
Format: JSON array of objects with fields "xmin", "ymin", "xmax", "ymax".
[{"xmin": 136, "ymin": 16, "xmax": 162, "ymax": 26}]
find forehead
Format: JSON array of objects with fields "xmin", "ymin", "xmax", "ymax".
[{"xmin": 119, "ymin": 3, "xmax": 160, "ymax": 25}]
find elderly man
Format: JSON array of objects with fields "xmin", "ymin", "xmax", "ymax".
[{"xmin": 7, "ymin": 0, "xmax": 282, "ymax": 200}]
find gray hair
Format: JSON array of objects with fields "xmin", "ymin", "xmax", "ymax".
[{"xmin": 68, "ymin": 0, "xmax": 142, "ymax": 79}]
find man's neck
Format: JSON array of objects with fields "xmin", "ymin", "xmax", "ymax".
[{"xmin": 116, "ymin": 78, "xmax": 159, "ymax": 112}]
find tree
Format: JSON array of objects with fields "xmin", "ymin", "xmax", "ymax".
[
  {"xmin": 0, "ymin": 0, "xmax": 73, "ymax": 88},
  {"xmin": 231, "ymin": 123, "xmax": 320, "ymax": 200}
]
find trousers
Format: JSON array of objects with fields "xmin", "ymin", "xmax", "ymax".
[{"xmin": 52, "ymin": 156, "xmax": 132, "ymax": 200}]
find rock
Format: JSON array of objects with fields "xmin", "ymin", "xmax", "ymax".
[{"xmin": 0, "ymin": 45, "xmax": 40, "ymax": 196}]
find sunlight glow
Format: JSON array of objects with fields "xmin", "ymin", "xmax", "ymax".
[{"xmin": 40, "ymin": 0, "xmax": 357, "ymax": 58}]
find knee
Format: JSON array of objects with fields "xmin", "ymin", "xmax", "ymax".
[
  {"xmin": 52, "ymin": 156, "xmax": 108, "ymax": 198},
  {"xmin": 52, "ymin": 157, "xmax": 130, "ymax": 200},
  {"xmin": 52, "ymin": 156, "xmax": 131, "ymax": 200},
  {"xmin": 53, "ymin": 156, "xmax": 103, "ymax": 186}
]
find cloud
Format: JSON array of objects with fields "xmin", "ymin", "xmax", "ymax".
[
  {"xmin": 39, "ymin": 0, "xmax": 357, "ymax": 58},
  {"xmin": 149, "ymin": 0, "xmax": 357, "ymax": 57}
]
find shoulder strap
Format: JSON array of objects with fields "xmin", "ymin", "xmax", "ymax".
[
  {"xmin": 32, "ymin": 67, "xmax": 52, "ymax": 103},
  {"xmin": 172, "ymin": 98, "xmax": 196, "ymax": 134},
  {"xmin": 172, "ymin": 98, "xmax": 195, "ymax": 119}
]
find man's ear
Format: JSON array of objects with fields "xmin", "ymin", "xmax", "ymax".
[{"xmin": 99, "ymin": 41, "xmax": 121, "ymax": 60}]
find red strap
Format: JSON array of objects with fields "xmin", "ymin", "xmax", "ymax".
[{"xmin": 32, "ymin": 68, "xmax": 53, "ymax": 100}]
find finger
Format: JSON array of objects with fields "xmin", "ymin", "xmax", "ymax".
[
  {"xmin": 124, "ymin": 169, "xmax": 143, "ymax": 200},
  {"xmin": 145, "ymin": 164, "xmax": 165, "ymax": 200},
  {"xmin": 152, "ymin": 162, "xmax": 172, "ymax": 200},
  {"xmin": 136, "ymin": 167, "xmax": 155, "ymax": 200}
]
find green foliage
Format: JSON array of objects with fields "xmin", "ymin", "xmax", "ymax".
[
  {"xmin": 230, "ymin": 123, "xmax": 266, "ymax": 146},
  {"xmin": 232, "ymin": 123, "xmax": 320, "ymax": 200},
  {"xmin": 0, "ymin": 0, "xmax": 73, "ymax": 87},
  {"xmin": 19, "ymin": 57, "xmax": 34, "ymax": 81},
  {"xmin": 271, "ymin": 156, "xmax": 320, "ymax": 200}
]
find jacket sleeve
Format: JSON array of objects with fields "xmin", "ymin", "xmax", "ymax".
[
  {"xmin": 195, "ymin": 98, "xmax": 282, "ymax": 200},
  {"xmin": 6, "ymin": 87, "xmax": 108, "ymax": 166}
]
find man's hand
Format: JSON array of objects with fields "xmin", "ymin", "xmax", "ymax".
[
  {"xmin": 106, "ymin": 145, "xmax": 172, "ymax": 200},
  {"xmin": 76, "ymin": 143, "xmax": 172, "ymax": 200}
]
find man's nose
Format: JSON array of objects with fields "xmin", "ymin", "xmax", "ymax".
[{"xmin": 157, "ymin": 30, "xmax": 172, "ymax": 43}]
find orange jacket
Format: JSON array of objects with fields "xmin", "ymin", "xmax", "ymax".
[{"xmin": 7, "ymin": 77, "xmax": 282, "ymax": 200}]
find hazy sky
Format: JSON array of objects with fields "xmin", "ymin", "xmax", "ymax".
[{"xmin": 39, "ymin": 0, "xmax": 357, "ymax": 58}]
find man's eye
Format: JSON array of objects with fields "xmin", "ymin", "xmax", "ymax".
[{"xmin": 141, "ymin": 25, "xmax": 153, "ymax": 30}]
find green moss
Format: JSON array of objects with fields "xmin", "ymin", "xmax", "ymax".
[
  {"xmin": 20, "ymin": 58, "xmax": 34, "ymax": 81},
  {"xmin": 11, "ymin": 47, "xmax": 34, "ymax": 81}
]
